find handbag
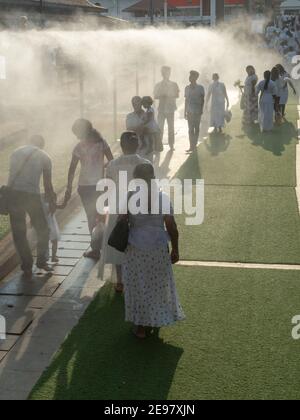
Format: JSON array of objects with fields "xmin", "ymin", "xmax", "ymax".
[
  {"xmin": 108, "ymin": 217, "xmax": 129, "ymax": 253},
  {"xmin": 0, "ymin": 149, "xmax": 38, "ymax": 216}
]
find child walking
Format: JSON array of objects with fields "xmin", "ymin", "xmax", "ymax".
[
  {"xmin": 141, "ymin": 96, "xmax": 162, "ymax": 155},
  {"xmin": 42, "ymin": 196, "xmax": 61, "ymax": 263}
]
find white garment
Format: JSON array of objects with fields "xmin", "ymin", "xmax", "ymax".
[
  {"xmin": 8, "ymin": 145, "xmax": 52, "ymax": 195},
  {"xmin": 208, "ymin": 81, "xmax": 227, "ymax": 128},
  {"xmin": 73, "ymin": 140, "xmax": 110, "ymax": 187},
  {"xmin": 42, "ymin": 201, "xmax": 61, "ymax": 242},
  {"xmin": 256, "ymin": 80, "xmax": 277, "ymax": 132},
  {"xmin": 104, "ymin": 154, "xmax": 150, "ymax": 265},
  {"xmin": 279, "ymin": 73, "xmax": 291, "ymax": 105}
]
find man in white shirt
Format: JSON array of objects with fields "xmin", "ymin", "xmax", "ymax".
[
  {"xmin": 185, "ymin": 71, "xmax": 205, "ymax": 153},
  {"xmin": 154, "ymin": 66, "xmax": 180, "ymax": 151},
  {"xmin": 8, "ymin": 135, "xmax": 56, "ymax": 277}
]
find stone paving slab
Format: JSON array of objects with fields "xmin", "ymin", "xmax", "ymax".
[
  {"xmin": 58, "ymin": 241, "xmax": 90, "ymax": 251},
  {"xmin": 55, "ymin": 249, "xmax": 85, "ymax": 259},
  {"xmin": 35, "ymin": 265, "xmax": 73, "ymax": 277},
  {"xmin": 0, "ymin": 368, "xmax": 41, "ymax": 392},
  {"xmin": 0, "ymin": 352, "xmax": 7, "ymax": 363},
  {"xmin": 0, "ymin": 335, "xmax": 19, "ymax": 352},
  {"xmin": 0, "ymin": 304, "xmax": 38, "ymax": 335},
  {"xmin": 50, "ymin": 258, "xmax": 79, "ymax": 267},
  {"xmin": 0, "ymin": 274, "xmax": 64, "ymax": 297},
  {"xmin": 60, "ymin": 235, "xmax": 91, "ymax": 243}
]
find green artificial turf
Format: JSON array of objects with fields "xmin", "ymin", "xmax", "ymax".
[
  {"xmin": 29, "ymin": 266, "xmax": 300, "ymax": 400},
  {"xmin": 177, "ymin": 185, "xmax": 300, "ymax": 264},
  {"xmin": 176, "ymin": 104, "xmax": 298, "ymax": 187}
]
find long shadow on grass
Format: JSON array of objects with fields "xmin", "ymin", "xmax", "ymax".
[
  {"xmin": 243, "ymin": 121, "xmax": 297, "ymax": 156},
  {"xmin": 204, "ymin": 133, "xmax": 232, "ymax": 157},
  {"xmin": 30, "ymin": 284, "xmax": 183, "ymax": 400}
]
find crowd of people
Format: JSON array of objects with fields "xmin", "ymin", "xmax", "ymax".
[
  {"xmin": 4, "ymin": 42, "xmax": 297, "ymax": 338},
  {"xmin": 266, "ymin": 14, "xmax": 300, "ymax": 66}
]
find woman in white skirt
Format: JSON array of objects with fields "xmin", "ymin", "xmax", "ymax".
[
  {"xmin": 207, "ymin": 73, "xmax": 230, "ymax": 133},
  {"xmin": 122, "ymin": 163, "xmax": 185, "ymax": 339},
  {"xmin": 256, "ymin": 71, "xmax": 277, "ymax": 133}
]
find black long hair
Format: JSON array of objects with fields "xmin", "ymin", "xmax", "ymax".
[
  {"xmin": 72, "ymin": 119, "xmax": 104, "ymax": 144},
  {"xmin": 264, "ymin": 71, "xmax": 271, "ymax": 91}
]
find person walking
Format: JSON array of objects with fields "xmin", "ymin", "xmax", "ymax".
[
  {"xmin": 122, "ymin": 163, "xmax": 185, "ymax": 339},
  {"xmin": 154, "ymin": 66, "xmax": 180, "ymax": 151},
  {"xmin": 207, "ymin": 74, "xmax": 230, "ymax": 133},
  {"xmin": 126, "ymin": 96, "xmax": 146, "ymax": 150},
  {"xmin": 256, "ymin": 71, "xmax": 277, "ymax": 133},
  {"xmin": 275, "ymin": 64, "xmax": 297, "ymax": 118},
  {"xmin": 65, "ymin": 119, "xmax": 113, "ymax": 260},
  {"xmin": 184, "ymin": 70, "xmax": 205, "ymax": 153},
  {"xmin": 242, "ymin": 66, "xmax": 258, "ymax": 126},
  {"xmin": 105, "ymin": 132, "xmax": 150, "ymax": 292},
  {"xmin": 8, "ymin": 135, "xmax": 56, "ymax": 277}
]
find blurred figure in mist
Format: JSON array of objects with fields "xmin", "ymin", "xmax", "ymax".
[
  {"xmin": 126, "ymin": 96, "xmax": 146, "ymax": 149},
  {"xmin": 242, "ymin": 66, "xmax": 258, "ymax": 126},
  {"xmin": 154, "ymin": 66, "xmax": 180, "ymax": 152},
  {"xmin": 256, "ymin": 71, "xmax": 277, "ymax": 133},
  {"xmin": 276, "ymin": 64, "xmax": 297, "ymax": 118},
  {"xmin": 65, "ymin": 119, "xmax": 114, "ymax": 260},
  {"xmin": 271, "ymin": 66, "xmax": 282, "ymax": 124},
  {"xmin": 17, "ymin": 16, "xmax": 29, "ymax": 31},
  {"xmin": 8, "ymin": 135, "xmax": 56, "ymax": 277},
  {"xmin": 206, "ymin": 74, "xmax": 229, "ymax": 134},
  {"xmin": 184, "ymin": 71, "xmax": 205, "ymax": 153},
  {"xmin": 141, "ymin": 96, "xmax": 162, "ymax": 155}
]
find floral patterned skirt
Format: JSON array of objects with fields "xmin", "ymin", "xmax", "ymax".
[{"xmin": 122, "ymin": 245, "xmax": 185, "ymax": 328}]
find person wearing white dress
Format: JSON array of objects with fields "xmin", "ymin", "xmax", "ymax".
[
  {"xmin": 256, "ymin": 71, "xmax": 277, "ymax": 133},
  {"xmin": 207, "ymin": 74, "xmax": 230, "ymax": 133},
  {"xmin": 122, "ymin": 163, "xmax": 185, "ymax": 339},
  {"xmin": 275, "ymin": 64, "xmax": 297, "ymax": 117}
]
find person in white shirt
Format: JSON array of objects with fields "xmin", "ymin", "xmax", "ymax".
[
  {"xmin": 256, "ymin": 71, "xmax": 277, "ymax": 132},
  {"xmin": 154, "ymin": 66, "xmax": 180, "ymax": 151},
  {"xmin": 65, "ymin": 119, "xmax": 114, "ymax": 260},
  {"xmin": 104, "ymin": 132, "xmax": 150, "ymax": 292},
  {"xmin": 8, "ymin": 135, "xmax": 56, "ymax": 277},
  {"xmin": 184, "ymin": 70, "xmax": 205, "ymax": 153}
]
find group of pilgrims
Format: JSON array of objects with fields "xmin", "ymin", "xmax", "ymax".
[
  {"xmin": 240, "ymin": 64, "xmax": 296, "ymax": 133},
  {"xmin": 6, "ymin": 59, "xmax": 297, "ymax": 340}
]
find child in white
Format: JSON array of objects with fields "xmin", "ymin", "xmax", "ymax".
[
  {"xmin": 42, "ymin": 197, "xmax": 61, "ymax": 263},
  {"xmin": 141, "ymin": 96, "xmax": 161, "ymax": 155}
]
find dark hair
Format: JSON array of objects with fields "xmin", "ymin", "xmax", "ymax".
[
  {"xmin": 271, "ymin": 67, "xmax": 279, "ymax": 82},
  {"xmin": 264, "ymin": 70, "xmax": 271, "ymax": 91},
  {"xmin": 276, "ymin": 64, "xmax": 285, "ymax": 75},
  {"xmin": 190, "ymin": 70, "xmax": 200, "ymax": 79},
  {"xmin": 134, "ymin": 163, "xmax": 155, "ymax": 184},
  {"xmin": 131, "ymin": 96, "xmax": 142, "ymax": 106},
  {"xmin": 72, "ymin": 119, "xmax": 104, "ymax": 144},
  {"xmin": 120, "ymin": 131, "xmax": 139, "ymax": 154},
  {"xmin": 246, "ymin": 65, "xmax": 255, "ymax": 73},
  {"xmin": 141, "ymin": 96, "xmax": 153, "ymax": 107}
]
